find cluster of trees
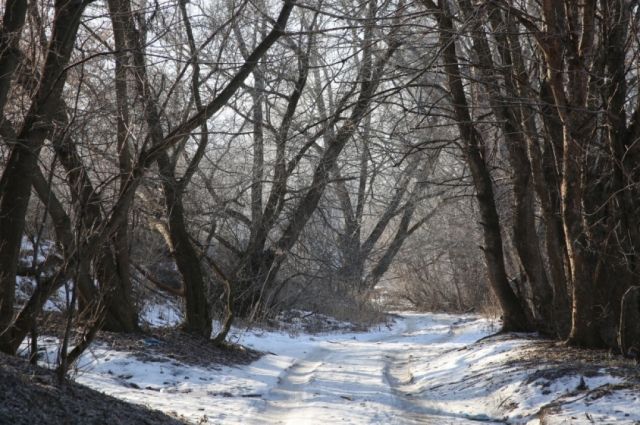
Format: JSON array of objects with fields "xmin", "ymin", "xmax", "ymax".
[
  {"xmin": 0, "ymin": 0, "xmax": 639, "ymax": 375},
  {"xmin": 418, "ymin": 0, "xmax": 640, "ymax": 351}
]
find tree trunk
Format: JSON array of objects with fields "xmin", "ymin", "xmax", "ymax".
[
  {"xmin": 618, "ymin": 286, "xmax": 640, "ymax": 358},
  {"xmin": 537, "ymin": 80, "xmax": 572, "ymax": 337},
  {"xmin": 0, "ymin": 0, "xmax": 89, "ymax": 352},
  {"xmin": 225, "ymin": 4, "xmax": 401, "ymax": 318},
  {"xmin": 158, "ymin": 153, "xmax": 212, "ymax": 338},
  {"xmin": 0, "ymin": 147, "xmax": 39, "ymax": 349},
  {"xmin": 562, "ymin": 129, "xmax": 603, "ymax": 347},
  {"xmin": 53, "ymin": 109, "xmax": 138, "ymax": 333},
  {"xmin": 0, "ymin": 0, "xmax": 28, "ymax": 111},
  {"xmin": 428, "ymin": 0, "xmax": 532, "ymax": 332},
  {"xmin": 530, "ymin": 0, "xmax": 605, "ymax": 347},
  {"xmin": 462, "ymin": 2, "xmax": 554, "ymax": 333}
]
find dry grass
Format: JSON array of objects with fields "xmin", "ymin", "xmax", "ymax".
[{"xmin": 505, "ymin": 339, "xmax": 640, "ymax": 383}]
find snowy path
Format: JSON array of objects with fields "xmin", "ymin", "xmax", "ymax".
[
  {"xmin": 35, "ymin": 311, "xmax": 636, "ymax": 424},
  {"xmin": 247, "ymin": 314, "xmax": 502, "ymax": 424}
]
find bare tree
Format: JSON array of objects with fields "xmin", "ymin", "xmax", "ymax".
[{"xmin": 0, "ymin": 0, "xmax": 94, "ymax": 353}]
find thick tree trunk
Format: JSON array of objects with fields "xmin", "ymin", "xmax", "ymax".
[
  {"xmin": 428, "ymin": 0, "xmax": 531, "ymax": 332},
  {"xmin": 0, "ymin": 0, "xmax": 88, "ymax": 352},
  {"xmin": 0, "ymin": 148, "xmax": 40, "ymax": 351},
  {"xmin": 158, "ymin": 153, "xmax": 212, "ymax": 338},
  {"xmin": 536, "ymin": 80, "xmax": 572, "ymax": 337},
  {"xmin": 563, "ymin": 130, "xmax": 603, "ymax": 347},
  {"xmin": 532, "ymin": 0, "xmax": 605, "ymax": 347},
  {"xmin": 0, "ymin": 0, "xmax": 28, "ymax": 111},
  {"xmin": 599, "ymin": 0, "xmax": 640, "ymax": 348},
  {"xmin": 117, "ymin": 0, "xmax": 212, "ymax": 337},
  {"xmin": 53, "ymin": 110, "xmax": 138, "ymax": 333},
  {"xmin": 110, "ymin": 0, "xmax": 135, "ymax": 329},
  {"xmin": 464, "ymin": 3, "xmax": 554, "ymax": 333}
]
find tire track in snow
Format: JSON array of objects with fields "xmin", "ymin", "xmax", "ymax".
[
  {"xmin": 380, "ymin": 315, "xmax": 504, "ymax": 424},
  {"xmin": 247, "ymin": 315, "xmax": 504, "ymax": 424},
  {"xmin": 247, "ymin": 342, "xmax": 398, "ymax": 424}
]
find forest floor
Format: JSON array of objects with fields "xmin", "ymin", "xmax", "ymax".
[{"xmin": 3, "ymin": 310, "xmax": 640, "ymax": 424}]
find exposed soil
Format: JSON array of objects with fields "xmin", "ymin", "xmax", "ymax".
[{"xmin": 94, "ymin": 327, "xmax": 262, "ymax": 369}]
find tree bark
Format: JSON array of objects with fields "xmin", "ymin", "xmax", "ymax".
[
  {"xmin": 529, "ymin": 80, "xmax": 571, "ymax": 337},
  {"xmin": 460, "ymin": 1, "xmax": 554, "ymax": 333},
  {"xmin": 52, "ymin": 108, "xmax": 138, "ymax": 333},
  {"xmin": 537, "ymin": 0, "xmax": 604, "ymax": 347},
  {"xmin": 426, "ymin": 0, "xmax": 532, "ymax": 332},
  {"xmin": 0, "ymin": 0, "xmax": 90, "ymax": 352},
  {"xmin": 158, "ymin": 152, "xmax": 213, "ymax": 338},
  {"xmin": 618, "ymin": 286, "xmax": 640, "ymax": 358},
  {"xmin": 0, "ymin": 0, "xmax": 28, "ymax": 112}
]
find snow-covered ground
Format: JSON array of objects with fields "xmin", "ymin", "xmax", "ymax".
[{"xmin": 24, "ymin": 312, "xmax": 640, "ymax": 424}]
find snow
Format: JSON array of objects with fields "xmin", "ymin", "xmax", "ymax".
[
  {"xmin": 21, "ymin": 312, "xmax": 640, "ymax": 424},
  {"xmin": 140, "ymin": 302, "xmax": 183, "ymax": 328},
  {"xmin": 15, "ymin": 237, "xmax": 70, "ymax": 312},
  {"xmin": 19, "ymin": 236, "xmax": 56, "ymax": 264}
]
